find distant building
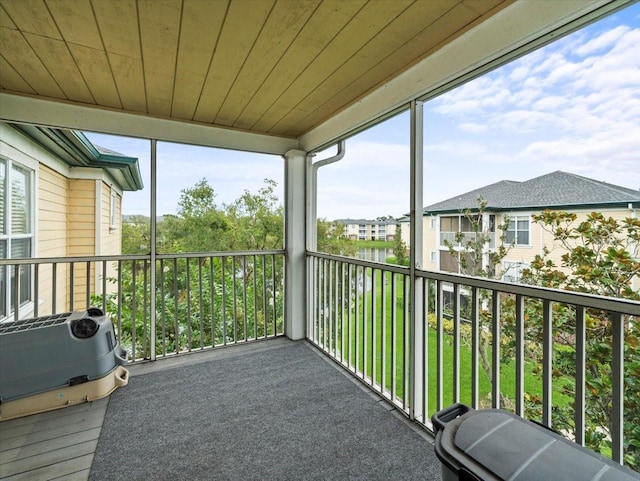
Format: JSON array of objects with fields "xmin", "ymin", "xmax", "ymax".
[
  {"xmin": 0, "ymin": 123, "xmax": 143, "ymax": 321},
  {"xmin": 400, "ymin": 171, "xmax": 640, "ymax": 289},
  {"xmin": 334, "ymin": 218, "xmax": 399, "ymax": 241}
]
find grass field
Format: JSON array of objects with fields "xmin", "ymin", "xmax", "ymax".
[
  {"xmin": 314, "ymin": 268, "xmax": 573, "ymax": 419},
  {"xmin": 352, "ymin": 240, "xmax": 394, "ymax": 248}
]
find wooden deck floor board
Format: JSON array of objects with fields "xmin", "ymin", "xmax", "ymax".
[
  {"xmin": 0, "ymin": 399, "xmax": 107, "ymax": 441},
  {"xmin": 1, "ymin": 402, "xmax": 96, "ymax": 429},
  {"xmin": 0, "ymin": 398, "xmax": 108, "ymax": 481},
  {"xmin": 1, "ymin": 427, "xmax": 101, "ymax": 464},
  {"xmin": 2, "ymin": 454, "xmax": 94, "ymax": 481},
  {"xmin": 2, "ymin": 439, "xmax": 98, "ymax": 477},
  {"xmin": 0, "ymin": 416, "xmax": 104, "ymax": 453},
  {"xmin": 50, "ymin": 468, "xmax": 91, "ymax": 481}
]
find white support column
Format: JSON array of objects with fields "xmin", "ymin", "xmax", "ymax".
[
  {"xmin": 94, "ymin": 180, "xmax": 103, "ymax": 296},
  {"xmin": 306, "ymin": 154, "xmax": 316, "ymax": 251},
  {"xmin": 149, "ymin": 140, "xmax": 157, "ymax": 360},
  {"xmin": 284, "ymin": 149, "xmax": 307, "ymax": 340},
  {"xmin": 409, "ymin": 100, "xmax": 425, "ymax": 422}
]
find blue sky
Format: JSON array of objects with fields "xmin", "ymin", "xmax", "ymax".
[{"xmin": 86, "ymin": 3, "xmax": 640, "ymax": 220}]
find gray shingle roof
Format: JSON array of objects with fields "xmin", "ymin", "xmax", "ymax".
[{"xmin": 423, "ymin": 171, "xmax": 640, "ymax": 214}]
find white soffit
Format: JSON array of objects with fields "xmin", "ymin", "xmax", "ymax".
[
  {"xmin": 0, "ymin": 93, "xmax": 299, "ymax": 156},
  {"xmin": 300, "ymin": 0, "xmax": 634, "ymax": 152}
]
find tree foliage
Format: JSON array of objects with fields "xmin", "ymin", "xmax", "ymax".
[
  {"xmin": 122, "ymin": 215, "xmax": 151, "ymax": 254},
  {"xmin": 443, "ymin": 197, "xmax": 511, "ymax": 277},
  {"xmin": 521, "ymin": 211, "xmax": 640, "ymax": 469},
  {"xmin": 442, "ymin": 197, "xmax": 513, "ymax": 404},
  {"xmin": 224, "ymin": 179, "xmax": 283, "ymax": 250},
  {"xmin": 523, "ymin": 211, "xmax": 640, "ymax": 300},
  {"xmin": 442, "ymin": 203, "xmax": 640, "ymax": 470},
  {"xmin": 100, "ymin": 179, "xmax": 287, "ymax": 362},
  {"xmin": 316, "ymin": 219, "xmax": 356, "ymax": 257},
  {"xmin": 160, "ymin": 178, "xmax": 232, "ymax": 253},
  {"xmin": 392, "ymin": 223, "xmax": 409, "ymax": 266}
]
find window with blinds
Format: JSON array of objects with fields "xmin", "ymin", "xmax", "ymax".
[{"xmin": 0, "ymin": 157, "xmax": 33, "ymax": 319}]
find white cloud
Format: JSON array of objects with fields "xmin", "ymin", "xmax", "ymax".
[
  {"xmin": 332, "ymin": 141, "xmax": 409, "ymax": 170},
  {"xmin": 458, "ymin": 123, "xmax": 488, "ymax": 133},
  {"xmin": 575, "ymin": 25, "xmax": 630, "ymax": 56},
  {"xmin": 508, "ymin": 65, "xmax": 530, "ymax": 83},
  {"xmin": 531, "ymin": 95, "xmax": 568, "ymax": 111},
  {"xmin": 315, "ymin": 140, "xmax": 410, "ymax": 218}
]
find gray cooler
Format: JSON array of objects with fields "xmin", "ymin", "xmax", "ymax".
[
  {"xmin": 0, "ymin": 308, "xmax": 127, "ymax": 402},
  {"xmin": 432, "ymin": 403, "xmax": 639, "ymax": 481}
]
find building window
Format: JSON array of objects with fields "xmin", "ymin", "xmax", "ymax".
[
  {"xmin": 505, "ymin": 216, "xmax": 530, "ymax": 245},
  {"xmin": 439, "ymin": 214, "xmax": 496, "ymax": 247},
  {"xmin": 430, "ymin": 251, "xmax": 437, "ymax": 262},
  {"xmin": 502, "ymin": 261, "xmax": 529, "ymax": 283},
  {"xmin": 0, "ymin": 157, "xmax": 34, "ymax": 319}
]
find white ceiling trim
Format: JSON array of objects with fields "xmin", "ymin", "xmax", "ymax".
[
  {"xmin": 0, "ymin": 93, "xmax": 299, "ymax": 155},
  {"xmin": 299, "ymin": 0, "xmax": 632, "ymax": 152}
]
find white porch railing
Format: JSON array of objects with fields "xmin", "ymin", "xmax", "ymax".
[
  {"xmin": 306, "ymin": 251, "xmax": 640, "ymax": 468},
  {"xmin": 0, "ymin": 251, "xmax": 285, "ymax": 361}
]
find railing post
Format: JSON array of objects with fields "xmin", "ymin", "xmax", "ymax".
[
  {"xmin": 409, "ymin": 99, "xmax": 424, "ymax": 422},
  {"xmin": 611, "ymin": 312, "xmax": 624, "ymax": 464}
]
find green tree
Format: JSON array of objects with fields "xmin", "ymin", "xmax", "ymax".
[
  {"xmin": 122, "ymin": 215, "xmax": 151, "ymax": 254},
  {"xmin": 442, "ymin": 197, "xmax": 514, "ymax": 406},
  {"xmin": 443, "ymin": 197, "xmax": 511, "ymax": 278},
  {"xmin": 101, "ymin": 178, "xmax": 286, "ymax": 360},
  {"xmin": 160, "ymin": 178, "xmax": 231, "ymax": 253},
  {"xmin": 224, "ymin": 179, "xmax": 283, "ymax": 250},
  {"xmin": 317, "ymin": 219, "xmax": 356, "ymax": 256},
  {"xmin": 392, "ymin": 223, "xmax": 408, "ymax": 266},
  {"xmin": 521, "ymin": 211, "xmax": 640, "ymax": 469}
]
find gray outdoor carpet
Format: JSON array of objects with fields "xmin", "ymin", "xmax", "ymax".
[{"xmin": 90, "ymin": 341, "xmax": 441, "ymax": 481}]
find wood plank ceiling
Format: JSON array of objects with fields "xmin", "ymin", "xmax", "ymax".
[{"xmin": 0, "ymin": 0, "xmax": 511, "ymax": 140}]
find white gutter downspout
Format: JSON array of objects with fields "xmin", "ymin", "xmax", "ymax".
[{"xmin": 306, "ymin": 141, "xmax": 346, "ymax": 251}]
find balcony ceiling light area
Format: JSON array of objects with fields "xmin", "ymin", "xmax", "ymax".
[{"xmin": 0, "ymin": 0, "xmax": 632, "ymax": 153}]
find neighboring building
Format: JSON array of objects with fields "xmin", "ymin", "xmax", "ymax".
[
  {"xmin": 334, "ymin": 218, "xmax": 399, "ymax": 241},
  {"xmin": 401, "ymin": 171, "xmax": 640, "ymax": 289},
  {"xmin": 0, "ymin": 123, "xmax": 143, "ymax": 321}
]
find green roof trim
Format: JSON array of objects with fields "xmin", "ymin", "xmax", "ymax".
[{"xmin": 11, "ymin": 124, "xmax": 143, "ymax": 191}]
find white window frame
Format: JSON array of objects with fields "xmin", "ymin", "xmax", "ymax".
[
  {"xmin": 502, "ymin": 260, "xmax": 529, "ymax": 283},
  {"xmin": 1, "ymin": 156, "xmax": 35, "ymax": 321},
  {"xmin": 505, "ymin": 215, "xmax": 531, "ymax": 246}
]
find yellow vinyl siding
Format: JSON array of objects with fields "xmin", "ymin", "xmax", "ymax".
[
  {"xmin": 67, "ymin": 179, "xmax": 95, "ymax": 256},
  {"xmin": 497, "ymin": 209, "xmax": 637, "ymax": 289},
  {"xmin": 37, "ymin": 165, "xmax": 68, "ymax": 314},
  {"xmin": 537, "ymin": 210, "xmax": 636, "ymax": 285},
  {"xmin": 422, "ymin": 217, "xmax": 438, "ymax": 269},
  {"xmin": 67, "ymin": 179, "xmax": 96, "ymax": 309}
]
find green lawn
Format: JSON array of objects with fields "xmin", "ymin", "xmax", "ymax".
[
  {"xmin": 320, "ymin": 268, "xmax": 573, "ymax": 418},
  {"xmin": 352, "ymin": 240, "xmax": 394, "ymax": 248}
]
